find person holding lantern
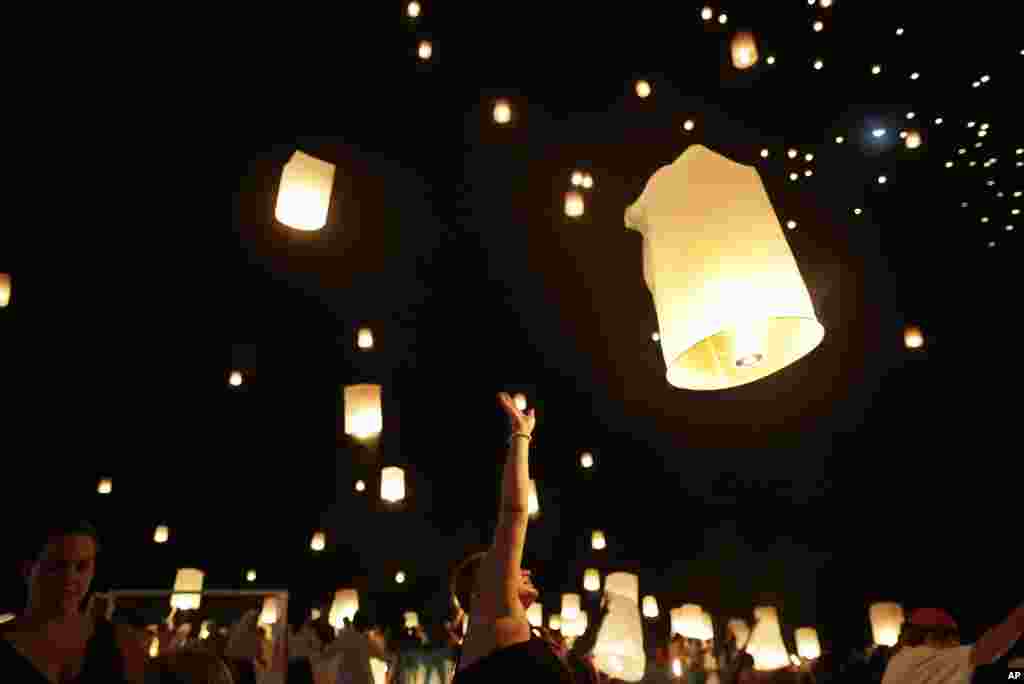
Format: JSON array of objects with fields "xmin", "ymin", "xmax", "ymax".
[
  {"xmin": 449, "ymin": 392, "xmax": 574, "ymax": 683},
  {"xmin": 881, "ymin": 603, "xmax": 1024, "ymax": 684}
]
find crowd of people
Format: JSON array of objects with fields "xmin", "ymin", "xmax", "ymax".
[{"xmin": 2, "ymin": 394, "xmax": 1020, "ymax": 683}]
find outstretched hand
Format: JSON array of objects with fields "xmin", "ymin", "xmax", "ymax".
[{"xmin": 498, "ymin": 392, "xmax": 536, "ymax": 436}]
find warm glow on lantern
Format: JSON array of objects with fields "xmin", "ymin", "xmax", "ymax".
[
  {"xmin": 406, "ymin": 1, "xmax": 420, "ymax": 18},
  {"xmin": 643, "ymin": 596, "xmax": 659, "ymax": 618},
  {"xmin": 395, "ymin": 571, "xmax": 406, "ymax": 584},
  {"xmin": 229, "ymin": 371, "xmax": 243, "ymax": 386},
  {"xmin": 813, "ymin": 59, "xmax": 824, "ymax": 70},
  {"xmin": 584, "ymin": 568, "xmax": 601, "ymax": 592},
  {"xmin": 381, "ymin": 466, "xmax": 406, "ymax": 503},
  {"xmin": 572, "ymin": 171, "xmax": 584, "ymax": 186},
  {"xmin": 593, "ymin": 572, "xmax": 645, "ymax": 681},
  {"xmin": 796, "ymin": 627, "xmax": 821, "ymax": 660},
  {"xmin": 154, "ymin": 525, "xmax": 169, "ymax": 544},
  {"xmin": 683, "ymin": 119, "xmax": 695, "ymax": 131},
  {"xmin": 170, "ymin": 568, "xmax": 204, "ymax": 611},
  {"xmin": 672, "ymin": 659, "xmax": 682, "ymax": 677},
  {"xmin": 700, "ymin": 6, "xmax": 712, "ymax": 20},
  {"xmin": 330, "ymin": 589, "xmax": 359, "ymax": 629},
  {"xmin": 676, "ymin": 604, "xmax": 712, "ymax": 639},
  {"xmin": 592, "ymin": 530, "xmax": 606, "ymax": 550},
  {"xmin": 357, "ymin": 328, "xmax": 374, "ymax": 349},
  {"xmin": 904, "ymin": 325, "xmax": 924, "ymax": 349},
  {"xmin": 513, "ymin": 393, "xmax": 527, "ymax": 411},
  {"xmin": 246, "ymin": 569, "xmax": 256, "ymax": 582},
  {"xmin": 311, "ymin": 531, "xmax": 326, "ymax": 551},
  {"xmin": 582, "ymin": 173, "xmax": 594, "ymax": 189},
  {"xmin": 0, "ymin": 273, "xmax": 10, "ymax": 307},
  {"xmin": 417, "ymin": 41, "xmax": 432, "ymax": 60},
  {"xmin": 581, "ymin": 452, "xmax": 594, "ymax": 469},
  {"xmin": 813, "ymin": 20, "xmax": 823, "ymax": 32},
  {"xmin": 528, "ymin": 479, "xmax": 540, "ymax": 517},
  {"xmin": 905, "ymin": 131, "xmax": 922, "ymax": 149},
  {"xmin": 747, "ymin": 610, "xmax": 789, "ymax": 671},
  {"xmin": 635, "ymin": 80, "xmax": 651, "ymax": 98},
  {"xmin": 260, "ymin": 596, "xmax": 280, "ymax": 625},
  {"xmin": 355, "ymin": 480, "xmax": 366, "ymax": 492},
  {"xmin": 549, "ymin": 614, "xmax": 562, "ymax": 631},
  {"xmin": 625, "ymin": 146, "xmax": 824, "ymax": 390},
  {"xmin": 404, "ymin": 611, "xmax": 419, "ymax": 628},
  {"xmin": 565, "ymin": 190, "xmax": 585, "ymax": 218},
  {"xmin": 275, "ymin": 150, "xmax": 336, "ymax": 232},
  {"xmin": 493, "ymin": 99, "xmax": 512, "ymax": 124},
  {"xmin": 527, "ymin": 603, "xmax": 543, "ymax": 627},
  {"xmin": 344, "ymin": 384, "xmax": 383, "ymax": 440},
  {"xmin": 870, "ymin": 603, "xmax": 904, "ymax": 647},
  {"xmin": 312, "ymin": 609, "xmax": 321, "ymax": 621},
  {"xmin": 98, "ymin": 478, "xmax": 112, "ymax": 494},
  {"xmin": 730, "ymin": 32, "xmax": 759, "ymax": 69},
  {"xmin": 562, "ymin": 594, "xmax": 581, "ymax": 621}
]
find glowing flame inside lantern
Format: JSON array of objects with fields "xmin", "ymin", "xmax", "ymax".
[
  {"xmin": 493, "ymin": 100, "xmax": 512, "ymax": 124},
  {"xmin": 381, "ymin": 466, "xmax": 406, "ymax": 503},
  {"xmin": 98, "ymin": 478, "xmax": 112, "ymax": 494},
  {"xmin": 170, "ymin": 568, "xmax": 204, "ymax": 611},
  {"xmin": 344, "ymin": 384, "xmax": 383, "ymax": 440},
  {"xmin": 870, "ymin": 603, "xmax": 904, "ymax": 647},
  {"xmin": 330, "ymin": 589, "xmax": 359, "ymax": 630},
  {"xmin": 357, "ymin": 328, "xmax": 374, "ymax": 349},
  {"xmin": 154, "ymin": 525, "xmax": 169, "ymax": 544},
  {"xmin": 643, "ymin": 596, "xmax": 659, "ymax": 618},
  {"xmin": 730, "ymin": 32, "xmax": 759, "ymax": 69},
  {"xmin": 904, "ymin": 325, "xmax": 924, "ymax": 349},
  {"xmin": 562, "ymin": 594, "xmax": 581, "ymax": 621},
  {"xmin": 592, "ymin": 530, "xmax": 607, "ymax": 550},
  {"xmin": 565, "ymin": 191, "xmax": 585, "ymax": 218},
  {"xmin": 584, "ymin": 568, "xmax": 601, "ymax": 592},
  {"xmin": 311, "ymin": 531, "xmax": 326, "ymax": 551},
  {"xmin": 275, "ymin": 150, "xmax": 336, "ymax": 232}
]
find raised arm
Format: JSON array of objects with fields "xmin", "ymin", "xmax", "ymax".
[{"xmin": 971, "ymin": 602, "xmax": 1024, "ymax": 667}]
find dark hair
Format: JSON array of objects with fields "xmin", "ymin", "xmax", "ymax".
[
  {"xmin": 450, "ymin": 551, "xmax": 487, "ymax": 616},
  {"xmin": 899, "ymin": 623, "xmax": 959, "ymax": 647},
  {"xmin": 24, "ymin": 519, "xmax": 101, "ymax": 561},
  {"xmin": 288, "ymin": 657, "xmax": 315, "ymax": 684}
]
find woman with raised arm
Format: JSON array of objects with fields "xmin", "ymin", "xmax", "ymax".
[{"xmin": 449, "ymin": 392, "xmax": 574, "ymax": 684}]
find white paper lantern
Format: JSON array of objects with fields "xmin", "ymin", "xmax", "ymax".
[
  {"xmin": 870, "ymin": 602, "xmax": 904, "ymax": 647},
  {"xmin": 311, "ymin": 531, "xmax": 326, "ymax": 551},
  {"xmin": 562, "ymin": 593, "xmax": 581, "ymax": 621},
  {"xmin": 584, "ymin": 568, "xmax": 601, "ymax": 592},
  {"xmin": 404, "ymin": 611, "xmax": 420, "ymax": 629},
  {"xmin": 642, "ymin": 596, "xmax": 659, "ymax": 618},
  {"xmin": 905, "ymin": 131, "xmax": 923, "ymax": 150},
  {"xmin": 344, "ymin": 384, "xmax": 383, "ymax": 440},
  {"xmin": 417, "ymin": 41, "xmax": 432, "ymax": 60},
  {"xmin": 730, "ymin": 32, "xmax": 759, "ymax": 69},
  {"xmin": 153, "ymin": 525, "xmax": 169, "ymax": 543},
  {"xmin": 97, "ymin": 478, "xmax": 112, "ymax": 494},
  {"xmin": 493, "ymin": 99, "xmax": 512, "ymax": 124},
  {"xmin": 229, "ymin": 370, "xmax": 243, "ymax": 387},
  {"xmin": 275, "ymin": 150, "xmax": 336, "ymax": 232},
  {"xmin": 565, "ymin": 190, "xmax": 585, "ymax": 218},
  {"xmin": 625, "ymin": 145, "xmax": 824, "ymax": 390},
  {"xmin": 528, "ymin": 479, "xmax": 540, "ymax": 517},
  {"xmin": 260, "ymin": 596, "xmax": 280, "ymax": 625},
  {"xmin": 330, "ymin": 589, "xmax": 359, "ymax": 629},
  {"xmin": 395, "ymin": 571, "xmax": 406, "ymax": 584},
  {"xmin": 747, "ymin": 612, "xmax": 789, "ymax": 671},
  {"xmin": 549, "ymin": 614, "xmax": 562, "ymax": 631},
  {"xmin": 406, "ymin": 1, "xmax": 420, "ymax": 18},
  {"xmin": 572, "ymin": 171, "xmax": 584, "ymax": 186},
  {"xmin": 635, "ymin": 80, "xmax": 652, "ymax": 98},
  {"xmin": 593, "ymin": 572, "xmax": 646, "ymax": 682},
  {"xmin": 381, "ymin": 466, "xmax": 406, "ymax": 503},
  {"xmin": 904, "ymin": 325, "xmax": 924, "ymax": 349},
  {"xmin": 677, "ymin": 605, "xmax": 710, "ymax": 639},
  {"xmin": 0, "ymin": 273, "xmax": 10, "ymax": 307},
  {"xmin": 357, "ymin": 328, "xmax": 374, "ymax": 349},
  {"xmin": 170, "ymin": 568, "xmax": 204, "ymax": 611},
  {"xmin": 527, "ymin": 602, "xmax": 543, "ymax": 627},
  {"xmin": 565, "ymin": 610, "xmax": 589, "ymax": 638},
  {"xmin": 246, "ymin": 569, "xmax": 256, "ymax": 582},
  {"xmin": 592, "ymin": 530, "xmax": 607, "ymax": 550},
  {"xmin": 796, "ymin": 627, "xmax": 821, "ymax": 659},
  {"xmin": 581, "ymin": 452, "xmax": 594, "ymax": 469}
]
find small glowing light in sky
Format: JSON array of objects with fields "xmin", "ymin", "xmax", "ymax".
[
  {"xmin": 899, "ymin": 131, "xmax": 908, "ymax": 139},
  {"xmin": 988, "ymin": 241, "xmax": 996, "ymax": 248},
  {"xmin": 718, "ymin": 13, "xmax": 728, "ymax": 24},
  {"xmin": 981, "ymin": 217, "xmax": 989, "ymax": 223},
  {"xmin": 961, "ymin": 202, "xmax": 968, "ymax": 208},
  {"xmin": 805, "ymin": 153, "xmax": 814, "ymax": 161},
  {"xmin": 835, "ymin": 136, "xmax": 844, "ymax": 143},
  {"xmin": 417, "ymin": 41, "xmax": 432, "ymax": 60},
  {"xmin": 896, "ymin": 27, "xmax": 904, "ymax": 36},
  {"xmin": 1006, "ymin": 225, "xmax": 1014, "ymax": 232},
  {"xmin": 871, "ymin": 65, "xmax": 882, "ymax": 75},
  {"xmin": 878, "ymin": 175, "xmax": 888, "ymax": 184},
  {"xmin": 978, "ymin": 130, "xmax": 988, "ymax": 137},
  {"xmin": 683, "ymin": 119, "xmax": 695, "ymax": 131},
  {"xmin": 872, "ymin": 129, "xmax": 886, "ymax": 138},
  {"xmin": 407, "ymin": 1, "xmax": 421, "ymax": 18},
  {"xmin": 789, "ymin": 172, "xmax": 799, "ymax": 181},
  {"xmin": 820, "ymin": 0, "xmax": 831, "ymax": 6},
  {"xmin": 786, "ymin": 220, "xmax": 797, "ymax": 229},
  {"xmin": 355, "ymin": 480, "xmax": 366, "ymax": 492},
  {"xmin": 788, "ymin": 148, "xmax": 798, "ymax": 159},
  {"xmin": 760, "ymin": 148, "xmax": 769, "ymax": 158},
  {"xmin": 945, "ymin": 161, "xmax": 954, "ymax": 168},
  {"xmin": 910, "ymin": 72, "xmax": 920, "ymax": 80},
  {"xmin": 958, "ymin": 148, "xmax": 966, "ymax": 155},
  {"xmin": 766, "ymin": 55, "xmax": 776, "ymax": 65},
  {"xmin": 980, "ymin": 123, "xmax": 989, "ymax": 129},
  {"xmin": 636, "ymin": 80, "xmax": 652, "ymax": 98},
  {"xmin": 934, "ymin": 118, "xmax": 943, "ymax": 125},
  {"xmin": 804, "ymin": 169, "xmax": 813, "ymax": 177},
  {"xmin": 967, "ymin": 121, "xmax": 976, "ymax": 128},
  {"xmin": 981, "ymin": 75, "xmax": 990, "ymax": 83},
  {"xmin": 854, "ymin": 208, "xmax": 863, "ymax": 215},
  {"xmin": 813, "ymin": 21, "xmax": 823, "ymax": 32},
  {"xmin": 906, "ymin": 112, "xmax": 915, "ymax": 119},
  {"xmin": 652, "ymin": 331, "xmax": 660, "ymax": 342},
  {"xmin": 701, "ymin": 6, "xmax": 712, "ymax": 20},
  {"xmin": 813, "ymin": 59, "xmax": 824, "ymax": 70}
]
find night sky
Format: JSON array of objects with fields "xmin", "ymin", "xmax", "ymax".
[{"xmin": 0, "ymin": 0, "xmax": 1019, "ymax": 661}]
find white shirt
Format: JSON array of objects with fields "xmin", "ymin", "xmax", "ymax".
[{"xmin": 881, "ymin": 645, "xmax": 974, "ymax": 684}]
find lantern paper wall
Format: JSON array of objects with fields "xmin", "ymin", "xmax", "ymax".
[
  {"xmin": 904, "ymin": 325, "xmax": 924, "ymax": 349},
  {"xmin": 330, "ymin": 589, "xmax": 359, "ymax": 629},
  {"xmin": 260, "ymin": 596, "xmax": 279, "ymax": 625},
  {"xmin": 581, "ymin": 452, "xmax": 594, "ymax": 468},
  {"xmin": 584, "ymin": 568, "xmax": 601, "ymax": 592},
  {"xmin": 154, "ymin": 525, "xmax": 169, "ymax": 543},
  {"xmin": 565, "ymin": 610, "xmax": 589, "ymax": 638},
  {"xmin": 592, "ymin": 530, "xmax": 607, "ymax": 550},
  {"xmin": 493, "ymin": 100, "xmax": 512, "ymax": 124},
  {"xmin": 625, "ymin": 145, "xmax": 825, "ymax": 390},
  {"xmin": 730, "ymin": 32, "xmax": 759, "ymax": 69},
  {"xmin": 565, "ymin": 191, "xmax": 585, "ymax": 218},
  {"xmin": 528, "ymin": 479, "xmax": 540, "ymax": 517},
  {"xmin": 549, "ymin": 614, "xmax": 562, "ymax": 631},
  {"xmin": 671, "ymin": 608, "xmax": 684, "ymax": 636},
  {"xmin": 0, "ymin": 273, "xmax": 10, "ymax": 307},
  {"xmin": 870, "ymin": 603, "xmax": 904, "ymax": 647},
  {"xmin": 754, "ymin": 606, "xmax": 778, "ymax": 624},
  {"xmin": 170, "ymin": 568, "xmax": 204, "ymax": 611},
  {"xmin": 311, "ymin": 531, "xmax": 326, "ymax": 551},
  {"xmin": 527, "ymin": 603, "xmax": 543, "ymax": 627},
  {"xmin": 728, "ymin": 619, "xmax": 751, "ymax": 648},
  {"xmin": 98, "ymin": 478, "xmax": 112, "ymax": 494},
  {"xmin": 381, "ymin": 466, "xmax": 406, "ymax": 503},
  {"xmin": 796, "ymin": 627, "xmax": 821, "ymax": 659},
  {"xmin": 643, "ymin": 596, "xmax": 659, "ymax": 618},
  {"xmin": 229, "ymin": 371, "xmax": 243, "ymax": 387},
  {"xmin": 593, "ymin": 571, "xmax": 646, "ymax": 682},
  {"xmin": 562, "ymin": 594, "xmax": 581, "ymax": 621},
  {"xmin": 275, "ymin": 150, "xmax": 336, "ymax": 232},
  {"xmin": 404, "ymin": 611, "xmax": 419, "ymax": 629},
  {"xmin": 357, "ymin": 328, "xmax": 374, "ymax": 349},
  {"xmin": 677, "ymin": 605, "xmax": 709, "ymax": 639},
  {"xmin": 747, "ymin": 615, "xmax": 789, "ymax": 671},
  {"xmin": 344, "ymin": 384, "xmax": 383, "ymax": 440}
]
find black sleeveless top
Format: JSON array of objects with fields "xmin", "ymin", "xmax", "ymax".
[
  {"xmin": 453, "ymin": 636, "xmax": 575, "ymax": 684},
  {"xmin": 0, "ymin": 618, "xmax": 127, "ymax": 683}
]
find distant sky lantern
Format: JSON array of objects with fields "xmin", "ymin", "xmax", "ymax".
[
  {"xmin": 700, "ymin": 6, "xmax": 712, "ymax": 20},
  {"xmin": 581, "ymin": 452, "xmax": 594, "ymax": 469},
  {"xmin": 786, "ymin": 220, "xmax": 797, "ymax": 230},
  {"xmin": 381, "ymin": 466, "xmax": 406, "ymax": 503},
  {"xmin": 854, "ymin": 208, "xmax": 863, "ymax": 215},
  {"xmin": 683, "ymin": 119, "xmax": 695, "ymax": 132},
  {"xmin": 871, "ymin": 65, "xmax": 881, "ymax": 75},
  {"xmin": 404, "ymin": 611, "xmax": 419, "ymax": 628},
  {"xmin": 718, "ymin": 13, "xmax": 728, "ymax": 24},
  {"xmin": 584, "ymin": 568, "xmax": 601, "ymax": 592},
  {"xmin": 904, "ymin": 325, "xmax": 924, "ymax": 349},
  {"xmin": 804, "ymin": 169, "xmax": 813, "ymax": 177},
  {"xmin": 344, "ymin": 384, "xmax": 383, "ymax": 440},
  {"xmin": 312, "ymin": 608, "xmax": 321, "ymax": 621},
  {"xmin": 652, "ymin": 331, "xmax": 661, "ymax": 341},
  {"xmin": 625, "ymin": 145, "xmax": 824, "ymax": 390},
  {"xmin": 677, "ymin": 605, "xmax": 710, "ymax": 639},
  {"xmin": 787, "ymin": 148, "xmax": 797, "ymax": 159},
  {"xmin": 260, "ymin": 596, "xmax": 279, "ymax": 625},
  {"xmin": 330, "ymin": 589, "xmax": 359, "ymax": 629},
  {"xmin": 0, "ymin": 273, "xmax": 10, "ymax": 307},
  {"xmin": 905, "ymin": 131, "xmax": 922, "ymax": 149},
  {"xmin": 513, "ymin": 393, "xmax": 527, "ymax": 411},
  {"xmin": 549, "ymin": 614, "xmax": 561, "ymax": 631},
  {"xmin": 406, "ymin": 1, "xmax": 420, "ymax": 18},
  {"xmin": 528, "ymin": 479, "xmax": 540, "ymax": 518},
  {"xmin": 878, "ymin": 175, "xmax": 888, "ymax": 184},
  {"xmin": 98, "ymin": 478, "xmax": 112, "ymax": 494},
  {"xmin": 565, "ymin": 190, "xmax": 585, "ymax": 218},
  {"xmin": 355, "ymin": 480, "xmax": 366, "ymax": 492},
  {"xmin": 417, "ymin": 41, "xmax": 432, "ymax": 60},
  {"xmin": 395, "ymin": 571, "xmax": 406, "ymax": 583},
  {"xmin": 873, "ymin": 129, "xmax": 886, "ymax": 138},
  {"xmin": 635, "ymin": 80, "xmax": 651, "ymax": 98},
  {"xmin": 899, "ymin": 131, "xmax": 908, "ymax": 140},
  {"xmin": 247, "ymin": 569, "xmax": 256, "ymax": 582},
  {"xmin": 730, "ymin": 32, "xmax": 758, "ymax": 69},
  {"xmin": 581, "ymin": 173, "xmax": 594, "ymax": 189},
  {"xmin": 593, "ymin": 572, "xmax": 645, "ymax": 681},
  {"xmin": 493, "ymin": 99, "xmax": 512, "ymax": 124},
  {"xmin": 896, "ymin": 27, "xmax": 904, "ymax": 35},
  {"xmin": 643, "ymin": 596, "xmax": 659, "ymax": 618},
  {"xmin": 819, "ymin": 0, "xmax": 831, "ymax": 6},
  {"xmin": 527, "ymin": 603, "xmax": 543, "ymax": 627},
  {"xmin": 796, "ymin": 627, "xmax": 821, "ymax": 659},
  {"xmin": 170, "ymin": 568, "xmax": 204, "ymax": 611},
  {"xmin": 592, "ymin": 530, "xmax": 607, "ymax": 550},
  {"xmin": 835, "ymin": 136, "xmax": 844, "ymax": 143},
  {"xmin": 275, "ymin": 150, "xmax": 336, "ymax": 232},
  {"xmin": 789, "ymin": 172, "xmax": 799, "ymax": 182},
  {"xmin": 154, "ymin": 525, "xmax": 169, "ymax": 544},
  {"xmin": 910, "ymin": 72, "xmax": 919, "ymax": 80},
  {"xmin": 229, "ymin": 371, "xmax": 243, "ymax": 387},
  {"xmin": 804, "ymin": 153, "xmax": 814, "ymax": 162},
  {"xmin": 562, "ymin": 594, "xmax": 581, "ymax": 621},
  {"xmin": 747, "ymin": 611, "xmax": 789, "ymax": 671},
  {"xmin": 357, "ymin": 328, "xmax": 374, "ymax": 350},
  {"xmin": 311, "ymin": 531, "xmax": 326, "ymax": 551},
  {"xmin": 760, "ymin": 149, "xmax": 769, "ymax": 158},
  {"xmin": 813, "ymin": 59, "xmax": 824, "ymax": 70},
  {"xmin": 572, "ymin": 171, "xmax": 584, "ymax": 186},
  {"xmin": 765, "ymin": 55, "xmax": 775, "ymax": 65},
  {"xmin": 906, "ymin": 111, "xmax": 915, "ymax": 119},
  {"xmin": 812, "ymin": 20, "xmax": 823, "ymax": 32},
  {"xmin": 870, "ymin": 603, "xmax": 904, "ymax": 647}
]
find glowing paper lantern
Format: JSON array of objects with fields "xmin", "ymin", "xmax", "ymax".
[
  {"xmin": 311, "ymin": 531, "xmax": 326, "ymax": 551},
  {"xmin": 513, "ymin": 393, "xmax": 527, "ymax": 411},
  {"xmin": 565, "ymin": 190, "xmax": 585, "ymax": 218},
  {"xmin": 246, "ymin": 569, "xmax": 256, "ymax": 582},
  {"xmin": 670, "ymin": 608, "xmax": 684, "ymax": 636},
  {"xmin": 565, "ymin": 610, "xmax": 589, "ymax": 638},
  {"xmin": 404, "ymin": 611, "xmax": 419, "ymax": 629},
  {"xmin": 417, "ymin": 41, "xmax": 432, "ymax": 60},
  {"xmin": 730, "ymin": 32, "xmax": 759, "ymax": 69},
  {"xmin": 330, "ymin": 589, "xmax": 359, "ymax": 629},
  {"xmin": 905, "ymin": 131, "xmax": 922, "ymax": 149},
  {"xmin": 676, "ymin": 605, "xmax": 709, "ymax": 639},
  {"xmin": 527, "ymin": 603, "xmax": 543, "ymax": 627},
  {"xmin": 635, "ymin": 80, "xmax": 652, "ymax": 98},
  {"xmin": 581, "ymin": 452, "xmax": 594, "ymax": 468},
  {"xmin": 701, "ymin": 6, "xmax": 712, "ymax": 20},
  {"xmin": 562, "ymin": 593, "xmax": 581, "ymax": 621},
  {"xmin": 549, "ymin": 614, "xmax": 562, "ymax": 631},
  {"xmin": 275, "ymin": 150, "xmax": 336, "ymax": 232},
  {"xmin": 796, "ymin": 627, "xmax": 821, "ymax": 659},
  {"xmin": 904, "ymin": 325, "xmax": 924, "ymax": 349},
  {"xmin": 581, "ymin": 173, "xmax": 594, "ymax": 189},
  {"xmin": 381, "ymin": 466, "xmax": 406, "ymax": 503},
  {"xmin": 672, "ymin": 659, "xmax": 682, "ymax": 677},
  {"xmin": 643, "ymin": 596, "xmax": 659, "ymax": 618},
  {"xmin": 154, "ymin": 525, "xmax": 169, "ymax": 543},
  {"xmin": 311, "ymin": 609, "xmax": 321, "ymax": 621},
  {"xmin": 229, "ymin": 371, "xmax": 243, "ymax": 386},
  {"xmin": 355, "ymin": 480, "xmax": 366, "ymax": 492},
  {"xmin": 493, "ymin": 99, "xmax": 512, "ymax": 124},
  {"xmin": 747, "ymin": 610, "xmax": 789, "ymax": 671},
  {"xmin": 870, "ymin": 603, "xmax": 904, "ymax": 647},
  {"xmin": 729, "ymin": 618, "xmax": 751, "ymax": 647},
  {"xmin": 584, "ymin": 568, "xmax": 601, "ymax": 592},
  {"xmin": 0, "ymin": 273, "xmax": 10, "ymax": 307},
  {"xmin": 344, "ymin": 384, "xmax": 383, "ymax": 440},
  {"xmin": 572, "ymin": 171, "xmax": 584, "ymax": 186},
  {"xmin": 260, "ymin": 596, "xmax": 280, "ymax": 625},
  {"xmin": 592, "ymin": 530, "xmax": 607, "ymax": 550},
  {"xmin": 624, "ymin": 145, "xmax": 824, "ymax": 390},
  {"xmin": 406, "ymin": 1, "xmax": 420, "ymax": 18},
  {"xmin": 357, "ymin": 328, "xmax": 374, "ymax": 349},
  {"xmin": 170, "ymin": 568, "xmax": 204, "ymax": 611},
  {"xmin": 98, "ymin": 478, "xmax": 112, "ymax": 494},
  {"xmin": 395, "ymin": 571, "xmax": 405, "ymax": 584},
  {"xmin": 528, "ymin": 479, "xmax": 540, "ymax": 517},
  {"xmin": 593, "ymin": 571, "xmax": 646, "ymax": 681}
]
